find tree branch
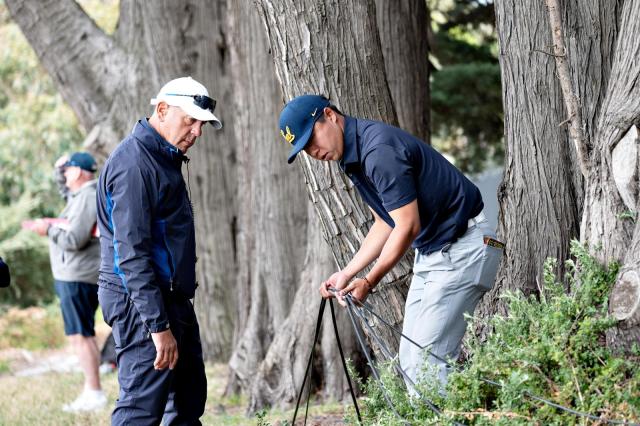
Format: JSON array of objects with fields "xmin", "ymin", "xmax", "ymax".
[
  {"xmin": 5, "ymin": 0, "xmax": 126, "ymax": 132},
  {"xmin": 544, "ymin": 0, "xmax": 590, "ymax": 178}
]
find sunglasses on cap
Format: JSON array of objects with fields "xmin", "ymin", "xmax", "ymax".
[{"xmin": 165, "ymin": 93, "xmax": 217, "ymax": 113}]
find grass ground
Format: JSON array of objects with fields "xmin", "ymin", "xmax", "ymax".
[{"xmin": 0, "ymin": 302, "xmax": 350, "ymax": 425}]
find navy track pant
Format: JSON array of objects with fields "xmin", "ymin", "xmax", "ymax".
[{"xmin": 99, "ymin": 286, "xmax": 207, "ymax": 425}]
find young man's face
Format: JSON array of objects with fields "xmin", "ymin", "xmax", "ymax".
[
  {"xmin": 303, "ymin": 108, "xmax": 344, "ymax": 161},
  {"xmin": 161, "ymin": 105, "xmax": 205, "ymax": 153}
]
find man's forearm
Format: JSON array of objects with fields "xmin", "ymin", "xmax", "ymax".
[
  {"xmin": 365, "ymin": 225, "xmax": 416, "ymax": 285},
  {"xmin": 342, "ymin": 219, "xmax": 392, "ymax": 278}
]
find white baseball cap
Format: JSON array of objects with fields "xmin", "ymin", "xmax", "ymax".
[{"xmin": 150, "ymin": 77, "xmax": 223, "ymax": 129}]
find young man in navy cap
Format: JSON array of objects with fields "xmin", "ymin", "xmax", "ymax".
[
  {"xmin": 97, "ymin": 77, "xmax": 221, "ymax": 425},
  {"xmin": 30, "ymin": 151, "xmax": 105, "ymax": 412},
  {"xmin": 279, "ymin": 95, "xmax": 504, "ymax": 390}
]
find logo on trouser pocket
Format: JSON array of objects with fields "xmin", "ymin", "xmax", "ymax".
[{"xmin": 474, "ymin": 237, "xmax": 504, "ymax": 291}]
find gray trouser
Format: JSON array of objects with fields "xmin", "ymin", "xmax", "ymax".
[{"xmin": 399, "ymin": 215, "xmax": 502, "ymax": 391}]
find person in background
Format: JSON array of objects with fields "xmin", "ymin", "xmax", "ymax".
[{"xmin": 29, "ymin": 152, "xmax": 106, "ymax": 412}]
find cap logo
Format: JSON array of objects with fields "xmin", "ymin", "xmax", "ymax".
[
  {"xmin": 280, "ymin": 126, "xmax": 295, "ymax": 145},
  {"xmin": 311, "ymin": 108, "xmax": 318, "ymax": 117}
]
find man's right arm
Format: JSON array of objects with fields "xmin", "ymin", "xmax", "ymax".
[
  {"xmin": 105, "ymin": 165, "xmax": 169, "ymax": 333},
  {"xmin": 319, "ymin": 208, "xmax": 392, "ymax": 298},
  {"xmin": 106, "ymin": 165, "xmax": 177, "ymax": 369}
]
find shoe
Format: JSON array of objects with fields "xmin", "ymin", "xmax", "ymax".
[{"xmin": 62, "ymin": 390, "xmax": 107, "ymax": 412}]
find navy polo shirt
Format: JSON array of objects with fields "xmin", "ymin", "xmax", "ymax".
[{"xmin": 339, "ymin": 116, "xmax": 483, "ymax": 254}]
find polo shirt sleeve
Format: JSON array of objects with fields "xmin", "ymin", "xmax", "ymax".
[{"xmin": 363, "ymin": 143, "xmax": 417, "ymax": 212}]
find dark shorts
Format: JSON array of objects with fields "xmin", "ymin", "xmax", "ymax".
[{"xmin": 54, "ymin": 280, "xmax": 99, "ymax": 337}]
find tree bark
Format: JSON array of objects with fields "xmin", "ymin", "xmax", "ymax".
[
  {"xmin": 375, "ymin": 0, "xmax": 431, "ymax": 143},
  {"xmin": 577, "ymin": 0, "xmax": 640, "ymax": 352},
  {"xmin": 256, "ymin": 0, "xmax": 413, "ymax": 367},
  {"xmin": 225, "ymin": 0, "xmax": 309, "ymax": 393},
  {"xmin": 246, "ymin": 206, "xmax": 335, "ymax": 412},
  {"xmin": 478, "ymin": 0, "xmax": 583, "ymax": 332},
  {"xmin": 6, "ymin": 0, "xmax": 237, "ymax": 360}
]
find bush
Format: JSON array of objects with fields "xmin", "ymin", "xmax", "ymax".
[
  {"xmin": 0, "ymin": 194, "xmax": 55, "ymax": 307},
  {"xmin": 358, "ymin": 241, "xmax": 640, "ymax": 425}
]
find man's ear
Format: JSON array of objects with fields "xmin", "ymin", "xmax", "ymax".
[
  {"xmin": 156, "ymin": 102, "xmax": 169, "ymax": 121},
  {"xmin": 324, "ymin": 106, "xmax": 337, "ymax": 123}
]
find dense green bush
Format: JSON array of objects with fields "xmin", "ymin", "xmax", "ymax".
[
  {"xmin": 355, "ymin": 242, "xmax": 640, "ymax": 425},
  {"xmin": 0, "ymin": 194, "xmax": 55, "ymax": 307}
]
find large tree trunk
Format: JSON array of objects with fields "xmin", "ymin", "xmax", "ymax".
[
  {"xmin": 477, "ymin": 0, "xmax": 583, "ymax": 333},
  {"xmin": 375, "ymin": 0, "xmax": 431, "ymax": 143},
  {"xmin": 225, "ymin": 0, "xmax": 309, "ymax": 393},
  {"xmin": 246, "ymin": 206, "xmax": 336, "ymax": 412},
  {"xmin": 256, "ymin": 0, "xmax": 415, "ymax": 369},
  {"xmin": 6, "ymin": 0, "xmax": 236, "ymax": 360},
  {"xmin": 226, "ymin": 2, "xmax": 361, "ymax": 410},
  {"xmin": 495, "ymin": 0, "xmax": 640, "ymax": 354},
  {"xmin": 578, "ymin": 0, "xmax": 640, "ymax": 352}
]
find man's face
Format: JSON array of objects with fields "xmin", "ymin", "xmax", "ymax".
[
  {"xmin": 161, "ymin": 105, "xmax": 205, "ymax": 153},
  {"xmin": 63, "ymin": 166, "xmax": 81, "ymax": 189},
  {"xmin": 303, "ymin": 108, "xmax": 344, "ymax": 161}
]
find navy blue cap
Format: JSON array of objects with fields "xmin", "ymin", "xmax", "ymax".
[
  {"xmin": 279, "ymin": 94, "xmax": 330, "ymax": 163},
  {"xmin": 64, "ymin": 152, "xmax": 97, "ymax": 173}
]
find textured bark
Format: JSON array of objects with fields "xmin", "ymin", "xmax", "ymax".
[
  {"xmin": 578, "ymin": 0, "xmax": 640, "ymax": 352},
  {"xmin": 256, "ymin": 0, "xmax": 413, "ymax": 367},
  {"xmin": 6, "ymin": 0, "xmax": 236, "ymax": 360},
  {"xmin": 225, "ymin": 0, "xmax": 309, "ymax": 393},
  {"xmin": 375, "ymin": 0, "xmax": 430, "ymax": 142},
  {"xmin": 495, "ymin": 0, "xmax": 640, "ymax": 353},
  {"xmin": 477, "ymin": 0, "xmax": 583, "ymax": 329},
  {"xmin": 247, "ymin": 206, "xmax": 334, "ymax": 412}
]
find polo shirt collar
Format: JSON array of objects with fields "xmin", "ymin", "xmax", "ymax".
[{"xmin": 340, "ymin": 116, "xmax": 360, "ymax": 171}]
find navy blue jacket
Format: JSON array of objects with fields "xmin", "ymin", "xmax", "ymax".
[{"xmin": 97, "ymin": 119, "xmax": 197, "ymax": 333}]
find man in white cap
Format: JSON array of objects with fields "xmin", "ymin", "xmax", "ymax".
[{"xmin": 96, "ymin": 77, "xmax": 221, "ymax": 424}]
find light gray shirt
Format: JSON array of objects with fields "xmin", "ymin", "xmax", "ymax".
[{"xmin": 47, "ymin": 179, "xmax": 100, "ymax": 284}]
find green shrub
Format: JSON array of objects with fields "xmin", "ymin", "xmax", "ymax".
[
  {"xmin": 359, "ymin": 241, "xmax": 640, "ymax": 425},
  {"xmin": 0, "ymin": 194, "xmax": 55, "ymax": 307}
]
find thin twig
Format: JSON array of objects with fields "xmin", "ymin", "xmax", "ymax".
[
  {"xmin": 532, "ymin": 48, "xmax": 566, "ymax": 58},
  {"xmin": 545, "ymin": 0, "xmax": 591, "ymax": 178}
]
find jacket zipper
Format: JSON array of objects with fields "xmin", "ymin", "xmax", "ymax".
[{"xmin": 163, "ymin": 233, "xmax": 176, "ymax": 291}]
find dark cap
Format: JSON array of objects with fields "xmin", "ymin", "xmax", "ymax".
[
  {"xmin": 278, "ymin": 94, "xmax": 331, "ymax": 163},
  {"xmin": 64, "ymin": 152, "xmax": 97, "ymax": 173}
]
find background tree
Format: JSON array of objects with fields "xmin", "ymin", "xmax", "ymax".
[
  {"xmin": 490, "ymin": 0, "xmax": 640, "ymax": 352},
  {"xmin": 430, "ymin": 0, "xmax": 503, "ymax": 174},
  {"xmin": 254, "ymin": 0, "xmax": 430, "ymax": 412},
  {"xmin": 5, "ymin": 0, "xmax": 237, "ymax": 361}
]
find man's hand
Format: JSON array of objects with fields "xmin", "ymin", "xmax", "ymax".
[
  {"xmin": 54, "ymin": 154, "xmax": 69, "ymax": 169},
  {"xmin": 319, "ymin": 271, "xmax": 351, "ymax": 299},
  {"xmin": 339, "ymin": 278, "xmax": 373, "ymax": 307},
  {"xmin": 151, "ymin": 329, "xmax": 178, "ymax": 370},
  {"xmin": 31, "ymin": 219, "xmax": 50, "ymax": 236}
]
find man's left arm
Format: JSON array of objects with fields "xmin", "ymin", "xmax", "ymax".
[
  {"xmin": 339, "ymin": 201, "xmax": 419, "ymax": 302},
  {"xmin": 47, "ymin": 191, "xmax": 96, "ymax": 251},
  {"xmin": 339, "ymin": 142, "xmax": 420, "ymax": 303}
]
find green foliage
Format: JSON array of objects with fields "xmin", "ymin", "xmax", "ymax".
[
  {"xmin": 0, "ymin": 2, "xmax": 82, "ymax": 217},
  {"xmin": 0, "ymin": 194, "xmax": 55, "ymax": 307},
  {"xmin": 431, "ymin": 61, "xmax": 503, "ymax": 174},
  {"xmin": 362, "ymin": 242, "xmax": 640, "ymax": 425},
  {"xmin": 429, "ymin": 1, "xmax": 504, "ymax": 174},
  {"xmin": 0, "ymin": 0, "xmax": 118, "ymax": 308}
]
